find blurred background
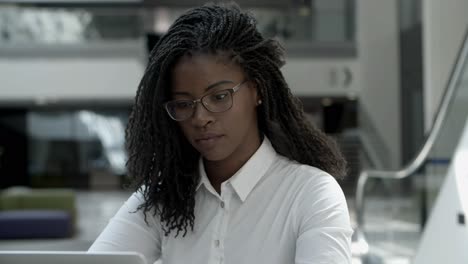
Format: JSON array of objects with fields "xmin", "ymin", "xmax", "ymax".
[{"xmin": 0, "ymin": 0, "xmax": 467, "ymax": 263}]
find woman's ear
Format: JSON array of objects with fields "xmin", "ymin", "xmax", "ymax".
[{"xmin": 250, "ymin": 80, "xmax": 263, "ymax": 106}]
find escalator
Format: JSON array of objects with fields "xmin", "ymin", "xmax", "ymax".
[{"xmin": 353, "ymin": 28, "xmax": 468, "ymax": 263}]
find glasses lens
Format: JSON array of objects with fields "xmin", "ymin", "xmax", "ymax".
[
  {"xmin": 165, "ymin": 100, "xmax": 194, "ymax": 120},
  {"xmin": 203, "ymin": 90, "xmax": 233, "ymax": 112}
]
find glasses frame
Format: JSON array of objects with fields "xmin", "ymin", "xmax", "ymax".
[{"xmin": 164, "ymin": 80, "xmax": 247, "ymax": 121}]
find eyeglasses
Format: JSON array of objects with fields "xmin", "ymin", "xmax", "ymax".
[{"xmin": 164, "ymin": 80, "xmax": 247, "ymax": 121}]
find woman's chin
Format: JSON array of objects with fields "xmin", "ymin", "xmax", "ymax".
[{"xmin": 199, "ymin": 149, "xmax": 230, "ymax": 162}]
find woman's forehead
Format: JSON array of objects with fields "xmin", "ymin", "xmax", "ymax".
[
  {"xmin": 167, "ymin": 54, "xmax": 243, "ymax": 98},
  {"xmin": 172, "ymin": 53, "xmax": 244, "ymax": 82},
  {"xmin": 175, "ymin": 51, "xmax": 236, "ymax": 67}
]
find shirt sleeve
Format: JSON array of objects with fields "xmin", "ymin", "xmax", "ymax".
[
  {"xmin": 88, "ymin": 191, "xmax": 162, "ymax": 264},
  {"xmin": 294, "ymin": 173, "xmax": 353, "ymax": 264}
]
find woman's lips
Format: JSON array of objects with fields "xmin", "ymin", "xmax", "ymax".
[{"xmin": 195, "ymin": 134, "xmax": 224, "ymax": 150}]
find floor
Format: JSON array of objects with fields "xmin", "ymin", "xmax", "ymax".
[{"xmin": 0, "ymin": 191, "xmax": 422, "ymax": 263}]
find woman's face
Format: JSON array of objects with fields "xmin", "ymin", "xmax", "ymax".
[{"xmin": 170, "ymin": 52, "xmax": 261, "ymax": 161}]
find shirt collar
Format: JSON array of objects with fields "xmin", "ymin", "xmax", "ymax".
[{"xmin": 196, "ymin": 137, "xmax": 277, "ymax": 202}]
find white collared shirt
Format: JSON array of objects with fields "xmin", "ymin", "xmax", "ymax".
[{"xmin": 89, "ymin": 138, "xmax": 353, "ymax": 264}]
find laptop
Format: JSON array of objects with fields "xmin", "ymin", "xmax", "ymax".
[{"xmin": 0, "ymin": 251, "xmax": 147, "ymax": 264}]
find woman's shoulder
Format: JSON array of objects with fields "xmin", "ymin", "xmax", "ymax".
[
  {"xmin": 281, "ymin": 159, "xmax": 350, "ymax": 229},
  {"xmin": 274, "ymin": 154, "xmax": 336, "ymax": 181},
  {"xmin": 123, "ymin": 187, "xmax": 158, "ymax": 219},
  {"xmin": 125, "ymin": 186, "xmax": 147, "ymax": 206},
  {"xmin": 272, "ymin": 155, "xmax": 346, "ymax": 202}
]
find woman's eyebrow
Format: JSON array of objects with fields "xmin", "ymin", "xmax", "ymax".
[
  {"xmin": 172, "ymin": 80, "xmax": 235, "ymax": 96},
  {"xmin": 204, "ymin": 80, "xmax": 234, "ymax": 92}
]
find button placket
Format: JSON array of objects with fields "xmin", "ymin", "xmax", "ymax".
[
  {"xmin": 214, "ymin": 184, "xmax": 231, "ymax": 262},
  {"xmin": 214, "ymin": 198, "xmax": 225, "ymax": 250}
]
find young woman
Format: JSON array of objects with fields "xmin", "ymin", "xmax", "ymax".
[{"xmin": 89, "ymin": 3, "xmax": 353, "ymax": 264}]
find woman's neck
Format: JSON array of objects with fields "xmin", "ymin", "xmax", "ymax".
[{"xmin": 204, "ymin": 135, "xmax": 262, "ymax": 194}]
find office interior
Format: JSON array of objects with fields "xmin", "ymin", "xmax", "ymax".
[{"xmin": 0, "ymin": 0, "xmax": 467, "ymax": 263}]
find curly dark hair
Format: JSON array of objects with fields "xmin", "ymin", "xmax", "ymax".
[{"xmin": 126, "ymin": 2, "xmax": 347, "ymax": 237}]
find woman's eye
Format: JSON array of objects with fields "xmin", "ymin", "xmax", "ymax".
[
  {"xmin": 176, "ymin": 101, "xmax": 191, "ymax": 108},
  {"xmin": 213, "ymin": 92, "xmax": 229, "ymax": 101}
]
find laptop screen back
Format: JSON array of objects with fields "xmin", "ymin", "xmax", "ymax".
[{"xmin": 0, "ymin": 251, "xmax": 147, "ymax": 264}]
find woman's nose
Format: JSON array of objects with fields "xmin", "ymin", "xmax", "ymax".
[{"xmin": 190, "ymin": 101, "xmax": 214, "ymax": 127}]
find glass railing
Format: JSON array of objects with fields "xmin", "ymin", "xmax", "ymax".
[
  {"xmin": 354, "ymin": 28, "xmax": 468, "ymax": 263},
  {"xmin": 0, "ymin": 5, "xmax": 143, "ymax": 45},
  {"xmin": 0, "ymin": 1, "xmax": 355, "ymax": 52}
]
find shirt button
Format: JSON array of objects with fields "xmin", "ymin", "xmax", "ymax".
[
  {"xmin": 214, "ymin": 240, "xmax": 220, "ymax": 247},
  {"xmin": 220, "ymin": 201, "xmax": 225, "ymax": 208}
]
